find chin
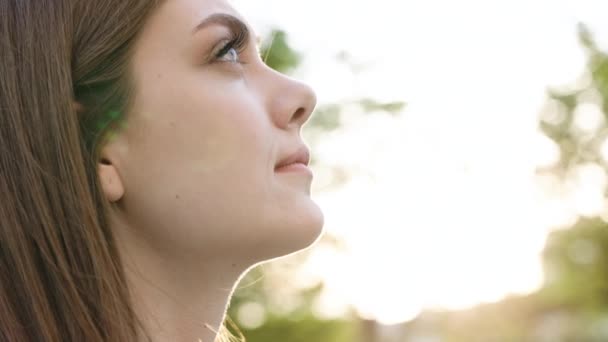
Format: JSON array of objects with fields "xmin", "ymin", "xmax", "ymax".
[
  {"xmin": 256, "ymin": 200, "xmax": 325, "ymax": 262},
  {"xmin": 287, "ymin": 202, "xmax": 325, "ymax": 252}
]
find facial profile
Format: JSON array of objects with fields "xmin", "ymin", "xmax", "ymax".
[{"xmin": 98, "ymin": 0, "xmax": 324, "ymax": 269}]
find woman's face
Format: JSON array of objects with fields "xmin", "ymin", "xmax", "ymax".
[{"xmin": 102, "ymin": 0, "xmax": 323, "ymax": 263}]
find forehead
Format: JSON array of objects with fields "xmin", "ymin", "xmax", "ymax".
[{"xmin": 146, "ymin": 0, "xmax": 243, "ymax": 36}]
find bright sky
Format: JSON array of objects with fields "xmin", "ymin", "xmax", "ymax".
[{"xmin": 234, "ymin": 0, "xmax": 608, "ymax": 325}]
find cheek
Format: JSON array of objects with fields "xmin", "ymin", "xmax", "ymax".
[
  {"xmin": 130, "ymin": 53, "xmax": 271, "ymax": 171},
  {"xmin": 131, "ymin": 70, "xmax": 268, "ymax": 169},
  {"xmin": 118, "ymin": 78, "xmax": 275, "ymax": 254}
]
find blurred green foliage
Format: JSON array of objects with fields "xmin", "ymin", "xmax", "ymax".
[
  {"xmin": 260, "ymin": 30, "xmax": 301, "ymax": 74},
  {"xmin": 235, "ymin": 315, "xmax": 355, "ymax": 342},
  {"xmin": 539, "ymin": 24, "xmax": 608, "ymax": 177},
  {"xmin": 228, "ymin": 265, "xmax": 356, "ymax": 342}
]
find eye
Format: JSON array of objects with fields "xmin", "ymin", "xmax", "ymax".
[
  {"xmin": 215, "ymin": 39, "xmax": 242, "ymax": 64},
  {"xmin": 218, "ymin": 47, "xmax": 239, "ymax": 63}
]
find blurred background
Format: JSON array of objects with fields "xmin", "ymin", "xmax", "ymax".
[{"xmin": 226, "ymin": 0, "xmax": 608, "ymax": 341}]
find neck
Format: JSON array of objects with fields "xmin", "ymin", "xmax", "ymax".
[{"xmin": 119, "ymin": 239, "xmax": 250, "ymax": 342}]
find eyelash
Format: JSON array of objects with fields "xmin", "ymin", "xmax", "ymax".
[{"xmin": 214, "ymin": 30, "xmax": 248, "ymax": 64}]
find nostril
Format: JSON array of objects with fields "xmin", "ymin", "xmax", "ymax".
[{"xmin": 292, "ymin": 107, "xmax": 307, "ymax": 124}]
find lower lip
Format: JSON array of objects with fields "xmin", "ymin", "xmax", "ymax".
[{"xmin": 275, "ymin": 163, "xmax": 313, "ymax": 175}]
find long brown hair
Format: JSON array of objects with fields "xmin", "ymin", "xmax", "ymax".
[{"xmin": 0, "ymin": 0, "xmax": 161, "ymax": 340}]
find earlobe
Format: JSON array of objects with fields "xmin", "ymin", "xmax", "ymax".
[{"xmin": 98, "ymin": 159, "xmax": 125, "ymax": 202}]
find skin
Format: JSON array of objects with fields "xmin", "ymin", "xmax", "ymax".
[{"xmin": 96, "ymin": 0, "xmax": 324, "ymax": 341}]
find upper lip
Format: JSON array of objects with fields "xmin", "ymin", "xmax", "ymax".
[{"xmin": 275, "ymin": 145, "xmax": 310, "ymax": 169}]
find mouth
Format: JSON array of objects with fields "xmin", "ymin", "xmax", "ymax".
[{"xmin": 275, "ymin": 146, "xmax": 312, "ymax": 175}]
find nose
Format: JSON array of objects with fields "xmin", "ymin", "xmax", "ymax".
[{"xmin": 265, "ymin": 69, "xmax": 317, "ymax": 131}]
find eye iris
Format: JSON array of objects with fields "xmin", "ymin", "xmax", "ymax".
[
  {"xmin": 218, "ymin": 46, "xmax": 239, "ymax": 63},
  {"xmin": 226, "ymin": 48, "xmax": 238, "ymax": 62}
]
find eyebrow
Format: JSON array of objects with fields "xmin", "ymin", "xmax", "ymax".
[{"xmin": 192, "ymin": 13, "xmax": 250, "ymax": 37}]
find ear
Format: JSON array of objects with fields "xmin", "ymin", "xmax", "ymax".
[
  {"xmin": 82, "ymin": 100, "xmax": 127, "ymax": 203},
  {"xmin": 97, "ymin": 152, "xmax": 125, "ymax": 203}
]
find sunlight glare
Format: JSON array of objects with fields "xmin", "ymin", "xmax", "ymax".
[{"xmin": 234, "ymin": 0, "xmax": 606, "ymax": 325}]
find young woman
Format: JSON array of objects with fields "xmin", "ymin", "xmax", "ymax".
[{"xmin": 0, "ymin": 0, "xmax": 324, "ymax": 341}]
